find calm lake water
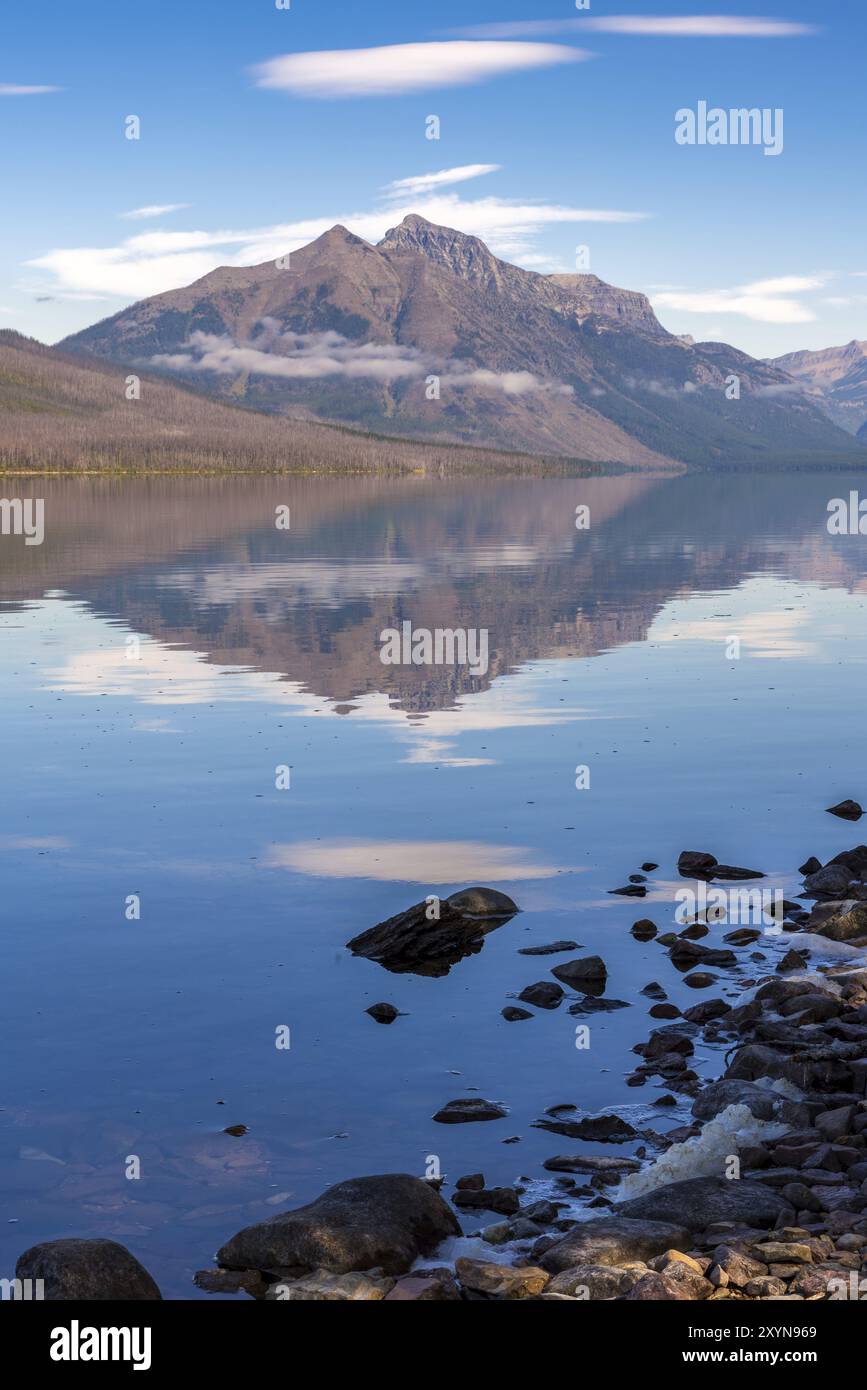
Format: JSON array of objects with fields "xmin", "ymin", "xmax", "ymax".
[{"xmin": 2, "ymin": 470, "xmax": 866, "ymax": 1296}]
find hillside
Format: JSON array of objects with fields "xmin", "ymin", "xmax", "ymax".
[
  {"xmin": 58, "ymin": 215, "xmax": 866, "ymax": 470},
  {"xmin": 0, "ymin": 329, "xmax": 568, "ymax": 474}
]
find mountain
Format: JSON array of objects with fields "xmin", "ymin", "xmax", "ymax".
[
  {"xmin": 0, "ymin": 328, "xmax": 545, "ymax": 473},
  {"xmin": 58, "ymin": 216, "xmax": 864, "ymax": 470},
  {"xmin": 770, "ymin": 340, "xmax": 867, "ymax": 435}
]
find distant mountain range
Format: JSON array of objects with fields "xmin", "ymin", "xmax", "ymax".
[
  {"xmin": 769, "ymin": 340, "xmax": 867, "ymax": 436},
  {"xmin": 58, "ymin": 215, "xmax": 865, "ymax": 471}
]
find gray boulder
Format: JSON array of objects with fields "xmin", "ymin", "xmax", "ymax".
[
  {"xmin": 16, "ymin": 1238, "xmax": 161, "ymax": 1300},
  {"xmin": 217, "ymin": 1174, "xmax": 460, "ymax": 1276},
  {"xmin": 540, "ymin": 1217, "xmax": 691, "ymax": 1273},
  {"xmin": 615, "ymin": 1176, "xmax": 788, "ymax": 1229}
]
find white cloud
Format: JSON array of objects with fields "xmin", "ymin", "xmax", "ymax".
[
  {"xmin": 252, "ymin": 40, "xmax": 589, "ymax": 98},
  {"xmin": 0, "ymin": 84, "xmax": 61, "ymax": 95},
  {"xmin": 652, "ymin": 275, "xmax": 826, "ymax": 325},
  {"xmin": 28, "ymin": 189, "xmax": 648, "ymax": 299},
  {"xmin": 384, "ymin": 164, "xmax": 501, "ymax": 196},
  {"xmin": 452, "ymin": 17, "xmax": 816, "ymax": 39},
  {"xmin": 120, "ymin": 203, "xmax": 192, "ymax": 220},
  {"xmin": 149, "ymin": 325, "xmax": 572, "ymax": 396}
]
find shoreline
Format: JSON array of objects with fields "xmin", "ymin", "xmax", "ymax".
[{"xmin": 14, "ymin": 825, "xmax": 867, "ymax": 1301}]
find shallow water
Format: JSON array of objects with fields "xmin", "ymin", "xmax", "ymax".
[{"xmin": 1, "ymin": 470, "xmax": 866, "ymax": 1296}]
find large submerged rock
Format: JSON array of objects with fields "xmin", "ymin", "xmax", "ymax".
[
  {"xmin": 346, "ymin": 886, "xmax": 519, "ymax": 976},
  {"xmin": 216, "ymin": 1174, "xmax": 460, "ymax": 1276},
  {"xmin": 15, "ymin": 1238, "xmax": 161, "ymax": 1300}
]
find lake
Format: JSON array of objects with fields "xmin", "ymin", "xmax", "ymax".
[{"xmin": 1, "ymin": 469, "xmax": 866, "ymax": 1296}]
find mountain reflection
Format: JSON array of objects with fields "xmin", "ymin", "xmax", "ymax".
[{"xmin": 2, "ymin": 471, "xmax": 865, "ymax": 714}]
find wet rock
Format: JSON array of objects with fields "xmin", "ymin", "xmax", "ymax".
[
  {"xmin": 568, "ymin": 995, "xmax": 630, "ymax": 1015},
  {"xmin": 615, "ymin": 1176, "xmax": 789, "ymax": 1230},
  {"xmin": 384, "ymin": 1269, "xmax": 460, "ymax": 1300},
  {"xmin": 540, "ymin": 1216, "xmax": 691, "ymax": 1273},
  {"xmin": 216, "ymin": 1174, "xmax": 460, "ymax": 1276},
  {"xmin": 517, "ymin": 981, "xmax": 564, "ymax": 1010},
  {"xmin": 684, "ymin": 972, "xmax": 717, "ymax": 989},
  {"xmin": 692, "ymin": 1079, "xmax": 794, "ymax": 1124},
  {"xmin": 724, "ymin": 928, "xmax": 762, "ymax": 945},
  {"xmin": 637, "ymin": 1026, "xmax": 695, "ymax": 1060},
  {"xmin": 533, "ymin": 1113, "xmax": 637, "ymax": 1143},
  {"xmin": 669, "ymin": 940, "xmax": 736, "ymax": 969},
  {"xmin": 609, "ymin": 885, "xmax": 647, "ymax": 897},
  {"xmin": 346, "ymin": 886, "xmax": 519, "ymax": 977},
  {"xmin": 455, "ymin": 1258, "xmax": 549, "ymax": 1299},
  {"xmin": 799, "ymin": 857, "xmax": 822, "ymax": 876},
  {"xmin": 709, "ymin": 865, "xmax": 766, "ymax": 881},
  {"xmin": 804, "ymin": 865, "xmax": 854, "ymax": 899},
  {"xmin": 223, "ymin": 1124, "xmax": 248, "ymax": 1137},
  {"xmin": 777, "ymin": 949, "xmax": 808, "ymax": 974},
  {"xmin": 778, "ymin": 993, "xmax": 842, "ymax": 1023},
  {"xmin": 433, "ymin": 1098, "xmax": 507, "ymax": 1124},
  {"xmin": 650, "ymin": 1004, "xmax": 681, "ymax": 1019},
  {"xmin": 642, "ymin": 862, "xmax": 659, "ymax": 872},
  {"xmin": 453, "ymin": 1186, "xmax": 519, "ymax": 1216},
  {"xmin": 502, "ymin": 1006, "xmax": 533, "ymax": 1022},
  {"xmin": 683, "ymin": 998, "xmax": 731, "ymax": 1024},
  {"xmin": 726, "ymin": 1043, "xmax": 854, "ymax": 1093},
  {"xmin": 827, "ymin": 800, "xmax": 863, "ymax": 822},
  {"xmin": 455, "ymin": 1173, "xmax": 484, "ymax": 1190},
  {"xmin": 542, "ymin": 1155, "xmax": 641, "ymax": 1177},
  {"xmin": 366, "ymin": 1002, "xmax": 400, "ymax": 1024},
  {"xmin": 631, "ymin": 919, "xmax": 657, "ymax": 940},
  {"xmin": 194, "ymin": 1268, "xmax": 269, "ymax": 1297},
  {"xmin": 678, "ymin": 851, "xmax": 718, "ymax": 874},
  {"xmin": 16, "ymin": 1238, "xmax": 161, "ymax": 1301},
  {"xmin": 518, "ymin": 940, "xmax": 578, "ymax": 956},
  {"xmin": 828, "ymin": 845, "xmax": 867, "ymax": 875},
  {"xmin": 266, "ymin": 1269, "xmax": 395, "ymax": 1300},
  {"xmin": 550, "ymin": 956, "xmax": 608, "ymax": 989},
  {"xmin": 641, "ymin": 982, "xmax": 667, "ymax": 1000}
]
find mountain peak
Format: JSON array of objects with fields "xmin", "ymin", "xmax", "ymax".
[{"xmin": 379, "ymin": 214, "xmax": 502, "ymax": 285}]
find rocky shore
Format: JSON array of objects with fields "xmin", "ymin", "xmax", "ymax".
[{"xmin": 17, "ymin": 829, "xmax": 867, "ymax": 1300}]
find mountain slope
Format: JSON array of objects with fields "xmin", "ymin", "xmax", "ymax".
[
  {"xmin": 771, "ymin": 340, "xmax": 867, "ymax": 435},
  {"xmin": 60, "ymin": 216, "xmax": 865, "ymax": 469},
  {"xmin": 0, "ymin": 329, "xmax": 548, "ymax": 473}
]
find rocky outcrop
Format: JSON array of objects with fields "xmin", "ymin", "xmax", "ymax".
[{"xmin": 347, "ymin": 886, "xmax": 519, "ymax": 976}]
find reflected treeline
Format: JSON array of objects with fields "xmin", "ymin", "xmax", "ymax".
[{"xmin": 1, "ymin": 472, "xmax": 865, "ymax": 712}]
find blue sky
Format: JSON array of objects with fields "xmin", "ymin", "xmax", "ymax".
[{"xmin": 0, "ymin": 0, "xmax": 863, "ymax": 357}]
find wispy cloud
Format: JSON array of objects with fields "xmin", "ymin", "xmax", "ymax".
[
  {"xmin": 652, "ymin": 275, "xmax": 826, "ymax": 325},
  {"xmin": 0, "ymin": 83, "xmax": 61, "ymax": 95},
  {"xmin": 451, "ymin": 16, "xmax": 817, "ymax": 39},
  {"xmin": 252, "ymin": 40, "xmax": 589, "ymax": 98},
  {"xmin": 120, "ymin": 203, "xmax": 192, "ymax": 221},
  {"xmin": 149, "ymin": 324, "xmax": 573, "ymax": 397},
  {"xmin": 384, "ymin": 165, "xmax": 501, "ymax": 197},
  {"xmin": 29, "ymin": 187, "xmax": 648, "ymax": 298}
]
